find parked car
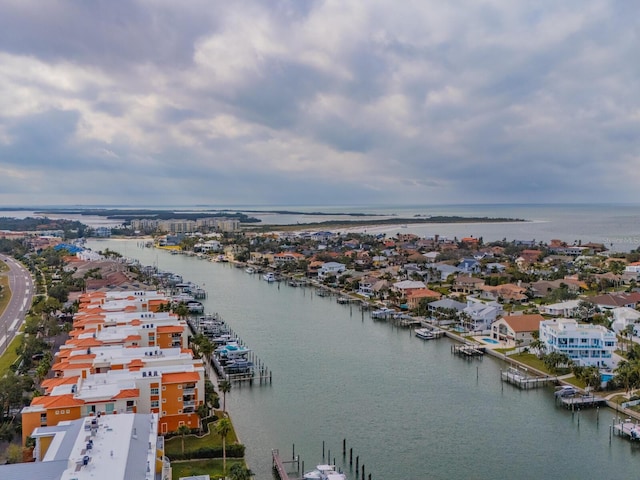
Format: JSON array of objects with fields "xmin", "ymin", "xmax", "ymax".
[{"xmin": 554, "ymin": 385, "xmax": 578, "ymax": 397}]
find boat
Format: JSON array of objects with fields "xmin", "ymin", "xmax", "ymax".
[
  {"xmin": 415, "ymin": 328, "xmax": 436, "ymax": 340},
  {"xmin": 245, "ymin": 267, "xmax": 255, "ymax": 274},
  {"xmin": 215, "ymin": 342, "xmax": 251, "ymax": 359},
  {"xmin": 263, "ymin": 272, "xmax": 277, "ymax": 282},
  {"xmin": 336, "ymin": 297, "xmax": 350, "ymax": 304},
  {"xmin": 186, "ymin": 301, "xmax": 204, "ymax": 313},
  {"xmin": 371, "ymin": 307, "xmax": 395, "ymax": 319},
  {"xmin": 303, "ymin": 465, "xmax": 346, "ymax": 480}
]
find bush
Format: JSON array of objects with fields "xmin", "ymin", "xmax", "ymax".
[{"xmin": 167, "ymin": 443, "xmax": 245, "ymax": 461}]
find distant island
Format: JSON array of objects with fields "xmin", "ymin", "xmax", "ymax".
[{"xmin": 250, "ymin": 215, "xmax": 527, "ymax": 231}]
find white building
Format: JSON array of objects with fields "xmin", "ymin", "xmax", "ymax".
[
  {"xmin": 461, "ymin": 298, "xmax": 503, "ymax": 332},
  {"xmin": 539, "ymin": 319, "xmax": 617, "ymax": 368},
  {"xmin": 0, "ymin": 413, "xmax": 170, "ymax": 480},
  {"xmin": 318, "ymin": 262, "xmax": 346, "ymax": 280}
]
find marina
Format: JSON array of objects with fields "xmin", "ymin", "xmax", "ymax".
[{"xmin": 87, "ymin": 238, "xmax": 640, "ymax": 480}]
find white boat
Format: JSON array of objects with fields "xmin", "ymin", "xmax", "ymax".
[
  {"xmin": 263, "ymin": 272, "xmax": 277, "ymax": 282},
  {"xmin": 371, "ymin": 307, "xmax": 395, "ymax": 319},
  {"xmin": 245, "ymin": 267, "xmax": 255, "ymax": 274},
  {"xmin": 415, "ymin": 328, "xmax": 436, "ymax": 340},
  {"xmin": 303, "ymin": 465, "xmax": 346, "ymax": 480}
]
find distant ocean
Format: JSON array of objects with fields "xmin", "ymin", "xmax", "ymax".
[{"xmin": 4, "ymin": 203, "xmax": 640, "ymax": 252}]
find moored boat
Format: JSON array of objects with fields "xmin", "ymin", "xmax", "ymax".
[
  {"xmin": 263, "ymin": 272, "xmax": 277, "ymax": 282},
  {"xmin": 415, "ymin": 327, "xmax": 436, "ymax": 340},
  {"xmin": 303, "ymin": 465, "xmax": 346, "ymax": 480}
]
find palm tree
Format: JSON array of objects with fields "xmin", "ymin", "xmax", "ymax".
[
  {"xmin": 219, "ymin": 380, "xmax": 232, "ymax": 412},
  {"xmin": 177, "ymin": 424, "xmax": 191, "ymax": 454},
  {"xmin": 215, "ymin": 417, "xmax": 232, "ymax": 473}
]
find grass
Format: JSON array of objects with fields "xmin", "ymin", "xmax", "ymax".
[
  {"xmin": 0, "ymin": 273, "xmax": 10, "ymax": 317},
  {"xmin": 171, "ymin": 458, "xmax": 244, "ymax": 480},
  {"xmin": 164, "ymin": 415, "xmax": 239, "ymax": 456},
  {"xmin": 508, "ymin": 352, "xmax": 553, "ymax": 375},
  {"xmin": 0, "ymin": 335, "xmax": 21, "ymax": 376}
]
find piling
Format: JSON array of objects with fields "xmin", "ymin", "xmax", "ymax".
[
  {"xmin": 343, "ymin": 439, "xmax": 346, "ymax": 455},
  {"xmin": 350, "ymin": 448, "xmax": 353, "ymax": 465}
]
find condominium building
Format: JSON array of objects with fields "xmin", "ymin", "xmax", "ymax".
[
  {"xmin": 1, "ymin": 413, "xmax": 170, "ymax": 480},
  {"xmin": 21, "ymin": 290, "xmax": 205, "ymax": 444},
  {"xmin": 539, "ymin": 318, "xmax": 617, "ymax": 368}
]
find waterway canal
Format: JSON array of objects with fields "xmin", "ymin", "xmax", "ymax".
[{"xmin": 87, "ymin": 240, "xmax": 640, "ymax": 480}]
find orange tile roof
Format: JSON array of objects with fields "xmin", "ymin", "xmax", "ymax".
[
  {"xmin": 32, "ymin": 394, "xmax": 85, "ymax": 409},
  {"xmin": 113, "ymin": 388, "xmax": 140, "ymax": 399},
  {"xmin": 157, "ymin": 326, "xmax": 184, "ymax": 334},
  {"xmin": 162, "ymin": 372, "xmax": 200, "ymax": 384},
  {"xmin": 41, "ymin": 376, "xmax": 79, "ymax": 392}
]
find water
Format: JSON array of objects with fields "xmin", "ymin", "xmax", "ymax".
[{"xmin": 87, "ymin": 238, "xmax": 640, "ymax": 480}]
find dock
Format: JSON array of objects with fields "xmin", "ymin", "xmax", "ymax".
[
  {"xmin": 451, "ymin": 343, "xmax": 485, "ymax": 358},
  {"xmin": 272, "ymin": 449, "xmax": 300, "ymax": 480},
  {"xmin": 501, "ymin": 367, "xmax": 552, "ymax": 389},
  {"xmin": 614, "ymin": 420, "xmax": 640, "ymax": 441},
  {"xmin": 557, "ymin": 393, "xmax": 606, "ymax": 409}
]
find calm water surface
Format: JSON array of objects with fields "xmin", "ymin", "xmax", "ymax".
[{"xmin": 87, "ymin": 239, "xmax": 640, "ymax": 480}]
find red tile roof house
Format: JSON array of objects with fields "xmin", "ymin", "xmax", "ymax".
[{"xmin": 490, "ymin": 314, "xmax": 545, "ymax": 346}]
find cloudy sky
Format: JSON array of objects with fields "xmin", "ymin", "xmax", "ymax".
[{"xmin": 0, "ymin": 1, "xmax": 638, "ymax": 207}]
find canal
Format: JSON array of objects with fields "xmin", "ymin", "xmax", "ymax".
[{"xmin": 87, "ymin": 239, "xmax": 640, "ymax": 480}]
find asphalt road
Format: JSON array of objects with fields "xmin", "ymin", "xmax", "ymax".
[{"xmin": 0, "ymin": 253, "xmax": 34, "ymax": 356}]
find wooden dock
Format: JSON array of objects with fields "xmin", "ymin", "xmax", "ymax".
[
  {"xmin": 501, "ymin": 368, "xmax": 552, "ymax": 389},
  {"xmin": 614, "ymin": 420, "xmax": 640, "ymax": 441},
  {"xmin": 272, "ymin": 449, "xmax": 300, "ymax": 480},
  {"xmin": 557, "ymin": 394, "xmax": 606, "ymax": 409},
  {"xmin": 451, "ymin": 343, "xmax": 485, "ymax": 358}
]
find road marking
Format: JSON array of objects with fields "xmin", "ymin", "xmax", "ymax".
[
  {"xmin": 9, "ymin": 318, "xmax": 19, "ymax": 331},
  {"xmin": 0, "ymin": 335, "xmax": 6, "ymax": 348}
]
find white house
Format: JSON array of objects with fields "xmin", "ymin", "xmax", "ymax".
[
  {"xmin": 539, "ymin": 318, "xmax": 617, "ymax": 368},
  {"xmin": 610, "ymin": 307, "xmax": 640, "ymax": 335},
  {"xmin": 318, "ymin": 262, "xmax": 346, "ymax": 280},
  {"xmin": 461, "ymin": 298, "xmax": 503, "ymax": 332},
  {"xmin": 539, "ymin": 299, "xmax": 581, "ymax": 317}
]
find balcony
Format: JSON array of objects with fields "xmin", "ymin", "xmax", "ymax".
[{"xmin": 182, "ymin": 388, "xmax": 195, "ymax": 395}]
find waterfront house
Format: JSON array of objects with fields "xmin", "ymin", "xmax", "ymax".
[
  {"xmin": 406, "ymin": 288, "xmax": 442, "ymax": 310},
  {"xmin": 428, "ymin": 298, "xmax": 467, "ymax": 314},
  {"xmin": 461, "ymin": 298, "xmax": 503, "ymax": 332},
  {"xmin": 392, "ymin": 280, "xmax": 427, "ymax": 296},
  {"xmin": 491, "ymin": 314, "xmax": 544, "ymax": 346},
  {"xmin": 539, "ymin": 318, "xmax": 617, "ymax": 368},
  {"xmin": 318, "ymin": 261, "xmax": 347, "ymax": 280}
]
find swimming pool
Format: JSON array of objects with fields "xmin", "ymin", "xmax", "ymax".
[{"xmin": 481, "ymin": 337, "xmax": 499, "ymax": 344}]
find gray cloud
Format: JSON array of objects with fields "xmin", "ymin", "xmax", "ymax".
[{"xmin": 0, "ymin": 0, "xmax": 639, "ymax": 206}]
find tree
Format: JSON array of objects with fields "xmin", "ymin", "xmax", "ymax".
[
  {"xmin": 219, "ymin": 380, "xmax": 231, "ymax": 412},
  {"xmin": 177, "ymin": 424, "xmax": 191, "ymax": 454},
  {"xmin": 229, "ymin": 463, "xmax": 254, "ymax": 480},
  {"xmin": 215, "ymin": 417, "xmax": 232, "ymax": 473}
]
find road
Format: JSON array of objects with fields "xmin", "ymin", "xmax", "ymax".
[{"xmin": 0, "ymin": 253, "xmax": 34, "ymax": 356}]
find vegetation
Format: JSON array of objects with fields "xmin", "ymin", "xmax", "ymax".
[{"xmin": 171, "ymin": 458, "xmax": 245, "ymax": 480}]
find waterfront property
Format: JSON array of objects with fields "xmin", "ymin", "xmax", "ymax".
[
  {"xmin": 539, "ymin": 318, "xmax": 617, "ymax": 368},
  {"xmin": 0, "ymin": 413, "xmax": 169, "ymax": 480},
  {"xmin": 21, "ymin": 290, "xmax": 206, "ymax": 444},
  {"xmin": 490, "ymin": 314, "xmax": 544, "ymax": 346}
]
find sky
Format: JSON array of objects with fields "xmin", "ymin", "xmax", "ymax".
[{"xmin": 0, "ymin": 1, "xmax": 638, "ymax": 207}]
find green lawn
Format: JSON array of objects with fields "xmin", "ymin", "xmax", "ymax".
[
  {"xmin": 508, "ymin": 352, "xmax": 553, "ymax": 374},
  {"xmin": 171, "ymin": 458, "xmax": 244, "ymax": 480},
  {"xmin": 164, "ymin": 416, "xmax": 239, "ymax": 457},
  {"xmin": 0, "ymin": 334, "xmax": 21, "ymax": 376},
  {"xmin": 0, "ymin": 272, "xmax": 10, "ymax": 317}
]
